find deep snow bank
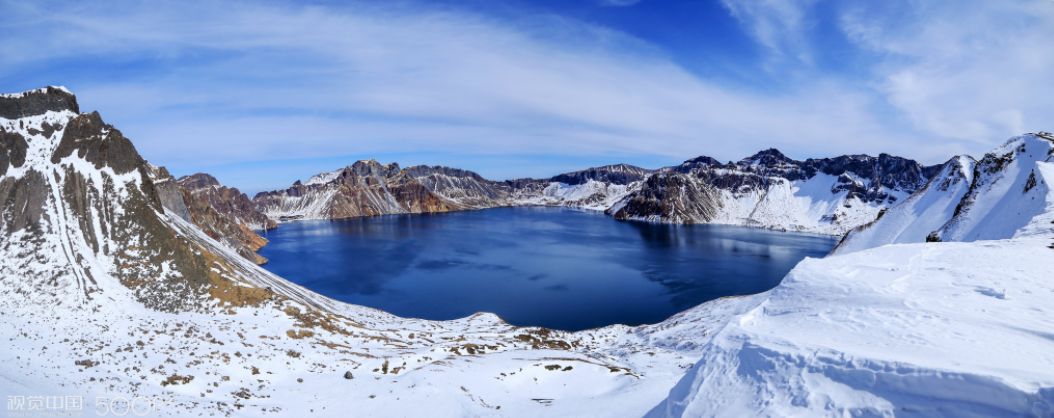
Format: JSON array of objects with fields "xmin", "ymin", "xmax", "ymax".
[{"xmin": 650, "ymin": 238, "xmax": 1054, "ymax": 417}]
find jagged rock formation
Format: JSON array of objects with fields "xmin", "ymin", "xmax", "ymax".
[
  {"xmin": 610, "ymin": 149, "xmax": 936, "ymax": 235},
  {"xmin": 147, "ymin": 168, "xmax": 276, "ymax": 264},
  {"xmin": 0, "ymin": 86, "xmax": 752, "ymax": 417},
  {"xmin": 649, "ymin": 134, "xmax": 1054, "ymax": 417},
  {"xmin": 253, "ymin": 160, "xmax": 465, "ymax": 220},
  {"xmin": 837, "ymin": 132, "xmax": 1054, "ymax": 253},
  {"xmin": 260, "ymin": 148, "xmax": 935, "ymax": 236},
  {"xmin": 254, "ymin": 161, "xmax": 651, "ymax": 220},
  {"xmin": 0, "ymin": 86, "xmax": 300, "ymax": 313}
]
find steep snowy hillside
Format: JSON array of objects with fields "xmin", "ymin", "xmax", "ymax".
[
  {"xmin": 146, "ymin": 168, "xmax": 276, "ymax": 264},
  {"xmin": 837, "ymin": 133, "xmax": 1054, "ymax": 253},
  {"xmin": 938, "ymin": 133, "xmax": 1054, "ymax": 241},
  {"xmin": 650, "ymin": 135, "xmax": 1054, "ymax": 417},
  {"xmin": 612, "ymin": 150, "xmax": 934, "ymax": 235},
  {"xmin": 0, "ymin": 87, "xmax": 765, "ymax": 417},
  {"xmin": 835, "ymin": 156, "xmax": 976, "ymax": 253}
]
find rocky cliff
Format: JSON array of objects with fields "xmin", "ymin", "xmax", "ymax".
[
  {"xmin": 147, "ymin": 169, "xmax": 276, "ymax": 264},
  {"xmin": 257, "ymin": 150, "xmax": 935, "ymax": 236}
]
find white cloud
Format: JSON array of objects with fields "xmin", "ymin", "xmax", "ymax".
[
  {"xmin": 3, "ymin": 0, "xmax": 1046, "ymax": 191},
  {"xmin": 720, "ymin": 0, "xmax": 819, "ymax": 66},
  {"xmin": 720, "ymin": 0, "xmax": 1054, "ymax": 151},
  {"xmin": 840, "ymin": 0, "xmax": 1054, "ymax": 145}
]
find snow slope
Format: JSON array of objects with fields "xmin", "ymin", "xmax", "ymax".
[
  {"xmin": 650, "ymin": 134, "xmax": 1054, "ymax": 417},
  {"xmin": 838, "ymin": 133, "xmax": 1054, "ymax": 253},
  {"xmin": 5, "ymin": 87, "xmax": 1050, "ymax": 417},
  {"xmin": 0, "ymin": 86, "xmax": 755, "ymax": 417},
  {"xmin": 651, "ymin": 238, "xmax": 1054, "ymax": 417},
  {"xmin": 938, "ymin": 134, "xmax": 1054, "ymax": 242},
  {"xmin": 836, "ymin": 156, "xmax": 976, "ymax": 253}
]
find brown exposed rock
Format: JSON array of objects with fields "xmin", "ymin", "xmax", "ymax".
[{"xmin": 144, "ymin": 167, "xmax": 275, "ymax": 264}]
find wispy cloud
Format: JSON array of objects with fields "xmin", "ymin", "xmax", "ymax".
[
  {"xmin": 720, "ymin": 0, "xmax": 819, "ymax": 66},
  {"xmin": 839, "ymin": 0, "xmax": 1054, "ymax": 144},
  {"xmin": 719, "ymin": 0, "xmax": 1054, "ymax": 148},
  {"xmin": 0, "ymin": 0, "xmax": 1049, "ymax": 192}
]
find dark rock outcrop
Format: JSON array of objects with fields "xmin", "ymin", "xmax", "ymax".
[
  {"xmin": 0, "ymin": 86, "xmax": 79, "ymax": 119},
  {"xmin": 549, "ymin": 164, "xmax": 652, "ymax": 186},
  {"xmin": 0, "ymin": 130, "xmax": 28, "ymax": 176}
]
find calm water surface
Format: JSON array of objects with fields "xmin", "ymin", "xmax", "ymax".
[{"xmin": 259, "ymin": 207, "xmax": 835, "ymax": 331}]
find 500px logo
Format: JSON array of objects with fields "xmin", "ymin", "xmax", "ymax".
[
  {"xmin": 6, "ymin": 395, "xmax": 155, "ymax": 417},
  {"xmin": 94, "ymin": 396, "xmax": 155, "ymax": 416}
]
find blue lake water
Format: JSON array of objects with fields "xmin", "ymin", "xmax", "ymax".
[{"xmin": 259, "ymin": 207, "xmax": 836, "ymax": 331}]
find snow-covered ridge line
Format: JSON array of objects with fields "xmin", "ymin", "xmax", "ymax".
[
  {"xmin": 651, "ymin": 132, "xmax": 1054, "ymax": 417},
  {"xmin": 0, "ymin": 87, "xmax": 752, "ymax": 416},
  {"xmin": 8, "ymin": 87, "xmax": 1051, "ymax": 417},
  {"xmin": 837, "ymin": 132, "xmax": 1054, "ymax": 253},
  {"xmin": 0, "ymin": 85, "xmax": 72, "ymax": 98},
  {"xmin": 256, "ymin": 151, "xmax": 935, "ymax": 236}
]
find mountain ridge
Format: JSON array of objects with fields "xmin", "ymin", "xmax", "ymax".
[{"xmin": 253, "ymin": 149, "xmax": 937, "ymax": 237}]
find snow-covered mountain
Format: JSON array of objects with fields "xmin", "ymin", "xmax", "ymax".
[
  {"xmin": 253, "ymin": 161, "xmax": 654, "ymax": 219},
  {"xmin": 649, "ymin": 133, "xmax": 1054, "ymax": 417},
  {"xmin": 147, "ymin": 168, "xmax": 277, "ymax": 264},
  {"xmin": 4, "ymin": 87, "xmax": 1051, "ymax": 417},
  {"xmin": 611, "ymin": 149, "xmax": 936, "ymax": 235},
  {"xmin": 254, "ymin": 151, "xmax": 933, "ymax": 236},
  {"xmin": 0, "ymin": 87, "xmax": 766, "ymax": 417},
  {"xmin": 837, "ymin": 133, "xmax": 1054, "ymax": 253}
]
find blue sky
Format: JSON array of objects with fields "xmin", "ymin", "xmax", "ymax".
[{"xmin": 2, "ymin": 0, "xmax": 1052, "ymax": 194}]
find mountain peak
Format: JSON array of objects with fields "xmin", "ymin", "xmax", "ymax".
[
  {"xmin": 741, "ymin": 148, "xmax": 795, "ymax": 166},
  {"xmin": 178, "ymin": 173, "xmax": 221, "ymax": 189},
  {"xmin": 683, "ymin": 155, "xmax": 722, "ymax": 166},
  {"xmin": 0, "ymin": 86, "xmax": 79, "ymax": 119}
]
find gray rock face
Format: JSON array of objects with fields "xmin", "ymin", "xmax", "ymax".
[
  {"xmin": 0, "ymin": 86, "xmax": 79, "ymax": 119},
  {"xmin": 148, "ymin": 165, "xmax": 193, "ymax": 223},
  {"xmin": 0, "ymin": 130, "xmax": 28, "ymax": 176},
  {"xmin": 549, "ymin": 164, "xmax": 652, "ymax": 186},
  {"xmin": 0, "ymin": 87, "xmax": 290, "ymax": 313},
  {"xmin": 610, "ymin": 171, "xmax": 722, "ymax": 223},
  {"xmin": 52, "ymin": 111, "xmax": 145, "ymax": 175},
  {"xmin": 145, "ymin": 167, "xmax": 276, "ymax": 264},
  {"xmin": 610, "ymin": 149, "xmax": 936, "ymax": 232}
]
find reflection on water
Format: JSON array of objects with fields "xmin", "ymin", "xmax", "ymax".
[{"xmin": 259, "ymin": 207, "xmax": 835, "ymax": 331}]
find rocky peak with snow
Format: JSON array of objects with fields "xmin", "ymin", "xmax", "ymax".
[
  {"xmin": 740, "ymin": 147, "xmax": 795, "ymax": 167},
  {"xmin": 167, "ymin": 172, "xmax": 277, "ymax": 264},
  {"xmin": 548, "ymin": 163, "xmax": 653, "ymax": 185},
  {"xmin": 0, "ymin": 86, "xmax": 79, "ymax": 119},
  {"xmin": 177, "ymin": 172, "xmax": 221, "ymax": 189},
  {"xmin": 653, "ymin": 133, "xmax": 1054, "ymax": 416},
  {"xmin": 838, "ymin": 132, "xmax": 1054, "ymax": 253},
  {"xmin": 610, "ymin": 148, "xmax": 933, "ymax": 234}
]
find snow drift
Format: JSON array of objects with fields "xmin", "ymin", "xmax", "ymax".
[{"xmin": 651, "ymin": 133, "xmax": 1054, "ymax": 417}]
